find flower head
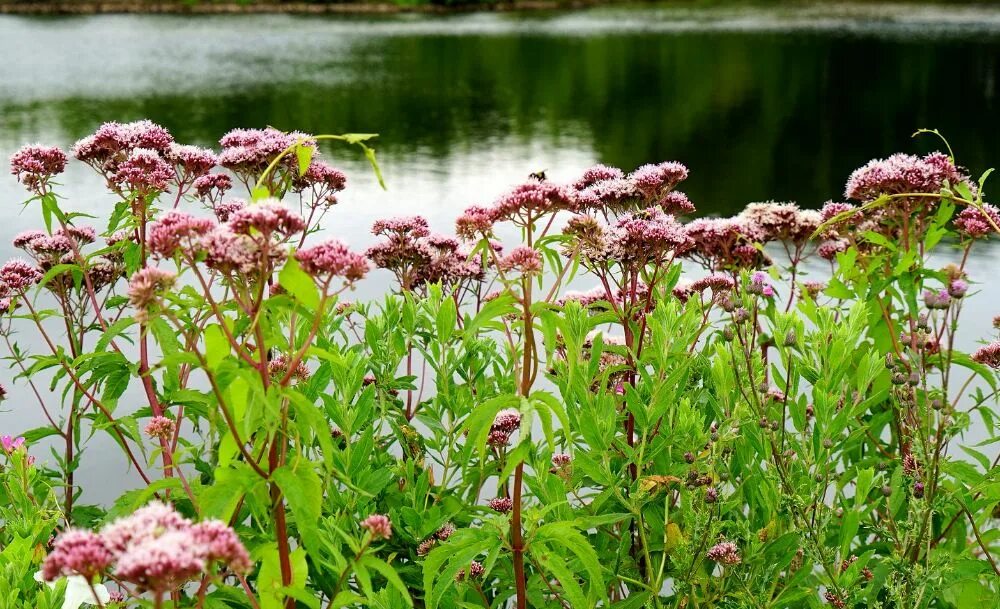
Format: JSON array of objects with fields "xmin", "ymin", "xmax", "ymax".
[
  {"xmin": 212, "ymin": 199, "xmax": 246, "ymax": 223},
  {"xmin": 190, "ymin": 520, "xmax": 253, "ymax": 573},
  {"xmin": 147, "ymin": 210, "xmax": 216, "ymax": 258},
  {"xmin": 573, "ymin": 164, "xmax": 624, "ymax": 190},
  {"xmin": 144, "ymin": 416, "xmax": 175, "ymax": 440},
  {"xmin": 972, "ymin": 341, "xmax": 1000, "ymax": 368},
  {"xmin": 955, "ymin": 204, "xmax": 1000, "ymax": 239},
  {"xmin": 630, "ymin": 161, "xmax": 689, "ymax": 199},
  {"xmin": 488, "ymin": 497, "xmax": 513, "ymax": 513},
  {"xmin": 192, "ymin": 173, "xmax": 233, "ymax": 203},
  {"xmin": 165, "ymin": 144, "xmax": 218, "ymax": 178},
  {"xmin": 0, "ymin": 258, "xmax": 42, "ymax": 291},
  {"xmin": 361, "ymin": 514, "xmax": 392, "ymax": 540},
  {"xmin": 114, "ymin": 530, "xmax": 205, "ymax": 592},
  {"xmin": 10, "ymin": 144, "xmax": 67, "ymax": 191},
  {"xmin": 42, "ymin": 530, "xmax": 113, "ymax": 581},
  {"xmin": 497, "ymin": 246, "xmax": 543, "ymax": 276},
  {"xmin": 295, "ymin": 240, "xmax": 369, "ymax": 283},
  {"xmin": 706, "ymin": 541, "xmax": 741, "ymax": 565},
  {"xmin": 845, "ymin": 152, "xmax": 969, "ymax": 203},
  {"xmin": 683, "ymin": 217, "xmax": 766, "ymax": 270},
  {"xmin": 113, "ymin": 148, "xmax": 175, "ymax": 191},
  {"xmin": 491, "ymin": 179, "xmax": 579, "ymax": 223},
  {"xmin": 73, "ymin": 120, "xmax": 173, "ymax": 169},
  {"xmin": 292, "ymin": 160, "xmax": 347, "ymax": 208},
  {"xmin": 455, "ymin": 205, "xmax": 496, "ymax": 239},
  {"xmin": 127, "ymin": 267, "xmax": 175, "ymax": 310},
  {"xmin": 227, "ymin": 199, "xmax": 306, "ymax": 239},
  {"xmin": 1, "ymin": 435, "xmax": 25, "ymax": 453}
]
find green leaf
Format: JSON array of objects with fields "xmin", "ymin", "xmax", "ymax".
[
  {"xmin": 279, "ymin": 256, "xmax": 321, "ymax": 310},
  {"xmin": 295, "ymin": 145, "xmax": 314, "ymax": 177},
  {"xmin": 272, "ymin": 463, "xmax": 323, "ymax": 555},
  {"xmin": 358, "ymin": 555, "xmax": 413, "ymax": 606}
]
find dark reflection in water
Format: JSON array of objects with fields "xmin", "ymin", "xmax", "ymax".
[{"xmin": 0, "ymin": 8, "xmax": 999, "ymax": 216}]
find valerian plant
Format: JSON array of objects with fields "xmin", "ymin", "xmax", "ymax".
[{"xmin": 0, "ymin": 122, "xmax": 998, "ymax": 608}]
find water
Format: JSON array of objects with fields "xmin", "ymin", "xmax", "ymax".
[{"xmin": 3, "ymin": 2, "xmax": 1000, "ymax": 498}]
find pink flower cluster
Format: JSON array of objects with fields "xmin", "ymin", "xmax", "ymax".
[
  {"xmin": 166, "ymin": 143, "xmax": 218, "ymax": 179},
  {"xmin": 844, "ymin": 151, "xmax": 969, "ymax": 203},
  {"xmin": 972, "ymin": 341, "xmax": 1000, "ymax": 368},
  {"xmin": 113, "ymin": 148, "xmax": 176, "ymax": 192},
  {"xmin": 146, "ymin": 201, "xmax": 317, "ymax": 278},
  {"xmin": 193, "ymin": 173, "xmax": 233, "ymax": 205},
  {"xmin": 295, "ymin": 240, "xmax": 369, "ymax": 283},
  {"xmin": 361, "ymin": 514, "xmax": 393, "ymax": 540},
  {"xmin": 43, "ymin": 502, "xmax": 251, "ymax": 593},
  {"xmin": 9, "ymin": 144, "xmax": 67, "ymax": 191},
  {"xmin": 573, "ymin": 161, "xmax": 693, "ymax": 214},
  {"xmin": 683, "ymin": 217, "xmax": 767, "ymax": 270},
  {"xmin": 144, "ymin": 416, "xmax": 175, "ymax": 440},
  {"xmin": 488, "ymin": 497, "xmax": 513, "ymax": 513},
  {"xmin": 487, "ymin": 408, "xmax": 522, "ymax": 447},
  {"xmin": 147, "ymin": 210, "xmax": 215, "ymax": 257},
  {"xmin": 497, "ymin": 245, "xmax": 543, "ymax": 276},
  {"xmin": 0, "ymin": 258, "xmax": 43, "ymax": 291},
  {"xmin": 368, "ymin": 216, "xmax": 482, "ymax": 290},
  {"xmin": 127, "ymin": 267, "xmax": 176, "ymax": 310},
  {"xmin": 955, "ymin": 204, "xmax": 1000, "ymax": 239},
  {"xmin": 705, "ymin": 541, "xmax": 741, "ymax": 565},
  {"xmin": 228, "ymin": 199, "xmax": 307, "ymax": 239},
  {"xmin": 292, "ymin": 160, "xmax": 348, "ymax": 208},
  {"xmin": 739, "ymin": 202, "xmax": 821, "ymax": 244},
  {"xmin": 219, "ymin": 127, "xmax": 313, "ymax": 182},
  {"xmin": 73, "ymin": 120, "xmax": 174, "ymax": 168}
]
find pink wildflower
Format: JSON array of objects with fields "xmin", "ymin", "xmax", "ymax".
[
  {"xmin": 113, "ymin": 148, "xmax": 175, "ymax": 191},
  {"xmin": 490, "ymin": 179, "xmax": 579, "ymax": 223},
  {"xmin": 200, "ymin": 226, "xmax": 262, "ymax": 275},
  {"xmin": 1, "ymin": 435, "xmax": 25, "ymax": 453},
  {"xmin": 488, "ymin": 497, "xmax": 513, "ymax": 513},
  {"xmin": 192, "ymin": 173, "xmax": 233, "ymax": 203},
  {"xmin": 455, "ymin": 205, "xmax": 496, "ymax": 239},
  {"xmin": 114, "ymin": 530, "xmax": 205, "ymax": 592},
  {"xmin": 295, "ymin": 240, "xmax": 369, "ymax": 282},
  {"xmin": 658, "ymin": 190, "xmax": 696, "ymax": 215},
  {"xmin": 0, "ymin": 258, "xmax": 42, "ymax": 290},
  {"xmin": 190, "ymin": 520, "xmax": 253, "ymax": 573},
  {"xmin": 573, "ymin": 164, "xmax": 624, "ymax": 190},
  {"xmin": 41, "ymin": 529, "xmax": 113, "ymax": 581},
  {"xmin": 361, "ymin": 514, "xmax": 392, "ymax": 540},
  {"xmin": 706, "ymin": 541, "xmax": 741, "ymax": 565},
  {"xmin": 630, "ymin": 161, "xmax": 689, "ymax": 199},
  {"xmin": 165, "ymin": 144, "xmax": 217, "ymax": 178},
  {"xmin": 127, "ymin": 267, "xmax": 175, "ymax": 309},
  {"xmin": 972, "ymin": 341, "xmax": 1000, "ymax": 368},
  {"xmin": 845, "ymin": 151, "xmax": 969, "ymax": 203},
  {"xmin": 227, "ymin": 200, "xmax": 306, "ymax": 239},
  {"xmin": 10, "ymin": 144, "xmax": 67, "ymax": 191},
  {"xmin": 212, "ymin": 199, "xmax": 246, "ymax": 223},
  {"xmin": 147, "ymin": 210, "xmax": 216, "ymax": 257},
  {"xmin": 955, "ymin": 204, "xmax": 1000, "ymax": 238},
  {"xmin": 144, "ymin": 416, "xmax": 175, "ymax": 440},
  {"xmin": 492, "ymin": 408, "xmax": 522, "ymax": 433},
  {"xmin": 497, "ymin": 246, "xmax": 543, "ymax": 275},
  {"xmin": 101, "ymin": 502, "xmax": 192, "ymax": 557}
]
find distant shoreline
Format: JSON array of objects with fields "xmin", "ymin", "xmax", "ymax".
[{"xmin": 0, "ymin": 0, "xmax": 606, "ymax": 15}]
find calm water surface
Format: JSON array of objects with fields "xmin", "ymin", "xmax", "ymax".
[{"xmin": 3, "ymin": 2, "xmax": 1000, "ymax": 496}]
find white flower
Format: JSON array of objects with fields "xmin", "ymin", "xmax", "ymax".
[{"xmin": 33, "ymin": 571, "xmax": 111, "ymax": 609}]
